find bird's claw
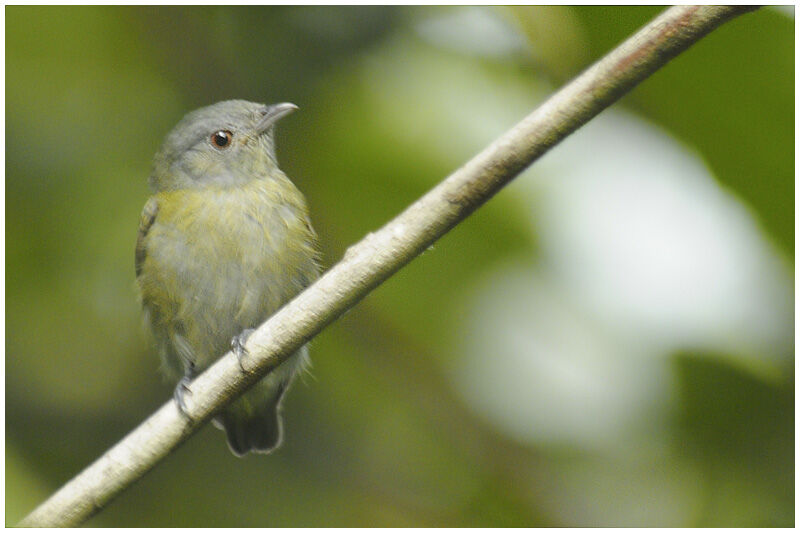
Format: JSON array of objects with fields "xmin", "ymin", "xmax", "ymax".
[
  {"xmin": 173, "ymin": 376, "xmax": 193, "ymax": 419},
  {"xmin": 173, "ymin": 361, "xmax": 195, "ymax": 419},
  {"xmin": 232, "ymin": 328, "xmax": 256, "ymax": 373}
]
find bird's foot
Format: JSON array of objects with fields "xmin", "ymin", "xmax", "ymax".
[
  {"xmin": 173, "ymin": 362, "xmax": 195, "ymax": 419},
  {"xmin": 232, "ymin": 328, "xmax": 256, "ymax": 372}
]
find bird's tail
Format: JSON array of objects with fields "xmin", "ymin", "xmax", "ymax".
[{"xmin": 215, "ymin": 379, "xmax": 287, "ymax": 456}]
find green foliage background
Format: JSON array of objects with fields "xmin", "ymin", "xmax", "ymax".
[{"xmin": 6, "ymin": 6, "xmax": 794, "ymax": 527}]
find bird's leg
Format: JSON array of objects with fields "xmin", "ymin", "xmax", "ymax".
[
  {"xmin": 231, "ymin": 328, "xmax": 256, "ymax": 372},
  {"xmin": 174, "ymin": 360, "xmax": 196, "ymax": 418}
]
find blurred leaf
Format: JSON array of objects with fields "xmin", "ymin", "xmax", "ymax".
[{"xmin": 674, "ymin": 353, "xmax": 794, "ymax": 526}]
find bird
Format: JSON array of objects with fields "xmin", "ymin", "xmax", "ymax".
[{"xmin": 135, "ymin": 100, "xmax": 319, "ymax": 455}]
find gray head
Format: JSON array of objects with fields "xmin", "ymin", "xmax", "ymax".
[{"xmin": 150, "ymin": 100, "xmax": 297, "ymax": 192}]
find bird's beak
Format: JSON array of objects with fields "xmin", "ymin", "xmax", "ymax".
[{"xmin": 257, "ymin": 102, "xmax": 298, "ymax": 134}]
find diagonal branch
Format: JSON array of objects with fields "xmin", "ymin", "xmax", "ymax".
[{"xmin": 19, "ymin": 5, "xmax": 758, "ymax": 527}]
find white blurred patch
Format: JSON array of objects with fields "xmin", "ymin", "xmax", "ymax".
[
  {"xmin": 451, "ymin": 109, "xmax": 792, "ymax": 452},
  {"xmin": 414, "ymin": 7, "xmax": 528, "ymax": 59},
  {"xmin": 362, "ymin": 30, "xmax": 544, "ymax": 165},
  {"xmin": 531, "ymin": 111, "xmax": 793, "ymax": 366},
  {"xmin": 452, "ymin": 263, "xmax": 672, "ymax": 451}
]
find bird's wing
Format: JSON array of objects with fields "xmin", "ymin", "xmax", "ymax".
[{"xmin": 135, "ymin": 196, "xmax": 159, "ymax": 278}]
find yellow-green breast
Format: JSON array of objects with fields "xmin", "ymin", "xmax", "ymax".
[{"xmin": 137, "ymin": 177, "xmax": 319, "ymax": 374}]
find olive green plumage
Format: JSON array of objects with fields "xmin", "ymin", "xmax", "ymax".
[{"xmin": 136, "ymin": 100, "xmax": 319, "ymax": 456}]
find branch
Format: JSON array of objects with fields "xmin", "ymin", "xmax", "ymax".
[{"xmin": 19, "ymin": 5, "xmax": 757, "ymax": 527}]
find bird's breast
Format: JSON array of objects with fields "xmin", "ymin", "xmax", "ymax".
[{"xmin": 140, "ymin": 179, "xmax": 318, "ymax": 363}]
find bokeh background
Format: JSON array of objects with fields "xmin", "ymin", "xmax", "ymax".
[{"xmin": 5, "ymin": 6, "xmax": 794, "ymax": 527}]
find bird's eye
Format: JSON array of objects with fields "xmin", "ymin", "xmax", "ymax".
[{"xmin": 211, "ymin": 130, "xmax": 233, "ymax": 149}]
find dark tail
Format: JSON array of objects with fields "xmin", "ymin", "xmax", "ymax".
[{"xmin": 216, "ymin": 381, "xmax": 287, "ymax": 456}]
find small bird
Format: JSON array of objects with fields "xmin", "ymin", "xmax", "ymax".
[{"xmin": 135, "ymin": 100, "xmax": 319, "ymax": 456}]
